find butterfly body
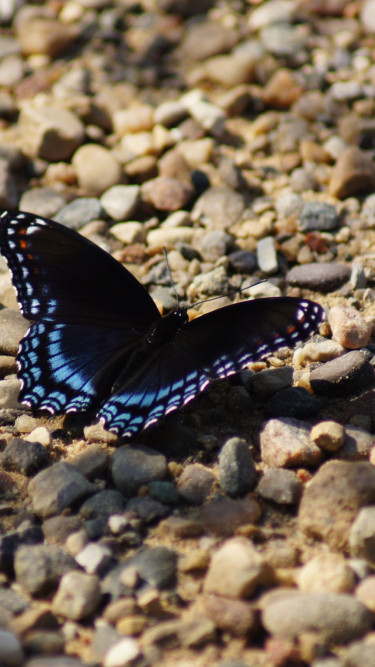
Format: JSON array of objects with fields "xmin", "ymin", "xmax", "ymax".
[{"xmin": 0, "ymin": 210, "xmax": 324, "ymax": 438}]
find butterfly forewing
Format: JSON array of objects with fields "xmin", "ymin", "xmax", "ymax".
[{"xmin": 0, "ymin": 210, "xmax": 324, "ymax": 436}]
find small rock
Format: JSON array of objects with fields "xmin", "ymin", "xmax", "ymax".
[
  {"xmin": 54, "ymin": 198, "xmax": 103, "ymax": 230},
  {"xmin": 110, "ymin": 221, "xmax": 145, "ymax": 245},
  {"xmin": 299, "ymin": 460, "xmax": 375, "ymax": 550},
  {"xmin": 355, "ymin": 575, "xmax": 375, "ymax": 612},
  {"xmin": 52, "ymin": 570, "xmax": 101, "ymax": 620},
  {"xmin": 0, "ymin": 629, "xmax": 23, "ymax": 666},
  {"xmin": 75, "ymin": 542, "xmax": 112, "ymax": 575},
  {"xmin": 2, "ymin": 437, "xmax": 49, "ymax": 476},
  {"xmin": 310, "ymin": 421, "xmax": 345, "ymax": 452},
  {"xmin": 262, "ymin": 591, "xmax": 372, "ymax": 644},
  {"xmin": 257, "ymin": 236, "xmax": 278, "ymax": 274},
  {"xmin": 147, "ymin": 226, "xmax": 195, "ymax": 246},
  {"xmin": 298, "ymin": 201, "xmax": 339, "ymax": 232},
  {"xmin": 0, "ymin": 524, "xmax": 43, "ymax": 577},
  {"xmin": 16, "ymin": 16, "xmax": 77, "ymax": 58},
  {"xmin": 350, "ymin": 507, "xmax": 375, "ymax": 564},
  {"xmin": 252, "ymin": 366, "xmax": 293, "ymax": 397},
  {"xmin": 361, "ymin": 0, "xmax": 375, "ymax": 33},
  {"xmin": 19, "ymin": 104, "xmax": 84, "ymax": 161},
  {"xmin": 0, "ymin": 308, "xmax": 29, "ymax": 355},
  {"xmin": 141, "ymin": 176, "xmax": 194, "ymax": 211},
  {"xmin": 0, "ymin": 378, "xmax": 21, "ymax": 409},
  {"xmin": 199, "ymin": 498, "xmax": 261, "ymax": 536},
  {"xmin": 103, "ymin": 637, "xmax": 141, "ymax": 667},
  {"xmin": 28, "ymin": 462, "xmax": 95, "ymax": 518},
  {"xmin": 14, "ymin": 544, "xmax": 76, "ymax": 596},
  {"xmin": 266, "ymin": 386, "xmax": 320, "ymax": 419},
  {"xmin": 42, "ymin": 515, "xmax": 82, "ymax": 546},
  {"xmin": 111, "ymin": 445, "xmax": 167, "ymax": 497},
  {"xmin": 79, "ymin": 489, "xmax": 126, "ymax": 521},
  {"xmin": 309, "ymin": 351, "xmax": 375, "ymax": 396},
  {"xmin": 344, "ymin": 641, "xmax": 375, "ymax": 667},
  {"xmin": 336, "ymin": 426, "xmax": 374, "ymax": 461},
  {"xmin": 328, "ymin": 306, "xmax": 373, "ymax": 349},
  {"xmin": 219, "ymin": 437, "xmax": 257, "ymax": 497},
  {"xmin": 297, "ymin": 553, "xmax": 356, "ymax": 594},
  {"xmin": 256, "ymin": 468, "xmax": 303, "ymax": 505},
  {"xmin": 329, "ymin": 147, "xmax": 375, "ymax": 199},
  {"xmin": 191, "ymin": 185, "xmax": 245, "ymax": 231},
  {"xmin": 200, "ymin": 230, "xmax": 233, "ymax": 262},
  {"xmin": 177, "ymin": 464, "xmax": 216, "ymax": 505},
  {"xmin": 100, "ymin": 185, "xmax": 140, "ymax": 221},
  {"xmin": 202, "ymin": 595, "xmax": 258, "ymax": 637},
  {"xmin": 126, "ymin": 496, "xmax": 169, "ymax": 523},
  {"xmin": 72, "ymin": 144, "xmax": 123, "ymax": 196},
  {"xmin": 25, "ymin": 426, "xmax": 52, "ymax": 447},
  {"xmin": 259, "ymin": 417, "xmax": 322, "ymax": 468},
  {"xmin": 228, "ymin": 249, "xmax": 257, "ymax": 274},
  {"xmin": 204, "ymin": 537, "xmax": 274, "ymax": 599},
  {"xmin": 286, "ymin": 262, "xmax": 350, "ymax": 292},
  {"xmin": 18, "ymin": 187, "xmax": 66, "ymax": 219}
]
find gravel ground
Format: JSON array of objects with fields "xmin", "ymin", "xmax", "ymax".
[{"xmin": 1, "ymin": 1, "xmax": 375, "ymax": 666}]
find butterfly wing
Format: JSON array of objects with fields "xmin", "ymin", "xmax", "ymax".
[
  {"xmin": 99, "ymin": 297, "xmax": 323, "ymax": 437},
  {"xmin": 0, "ymin": 210, "xmax": 160, "ymax": 413}
]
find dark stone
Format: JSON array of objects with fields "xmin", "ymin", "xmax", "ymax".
[
  {"xmin": 2, "ymin": 437, "xmax": 49, "ymax": 476},
  {"xmin": 310, "ymin": 351, "xmax": 375, "ymax": 396},
  {"xmin": 14, "ymin": 544, "xmax": 76, "ymax": 596},
  {"xmin": 79, "ymin": 490, "xmax": 126, "ymax": 521},
  {"xmin": 219, "ymin": 437, "xmax": 257, "ymax": 498},
  {"xmin": 0, "ymin": 525, "xmax": 43, "ymax": 577},
  {"xmin": 265, "ymin": 386, "xmax": 321, "ymax": 418},
  {"xmin": 286, "ymin": 262, "xmax": 350, "ymax": 292}
]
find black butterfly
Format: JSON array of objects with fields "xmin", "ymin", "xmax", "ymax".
[{"xmin": 0, "ymin": 210, "xmax": 323, "ymax": 437}]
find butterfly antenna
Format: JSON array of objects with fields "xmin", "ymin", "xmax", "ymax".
[
  {"xmin": 163, "ymin": 247, "xmax": 180, "ymax": 306},
  {"xmin": 190, "ymin": 278, "xmax": 268, "ymax": 310}
]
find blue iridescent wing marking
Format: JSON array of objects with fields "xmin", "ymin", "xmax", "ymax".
[
  {"xmin": 98, "ymin": 297, "xmax": 323, "ymax": 436},
  {"xmin": 0, "ymin": 210, "xmax": 324, "ymax": 438},
  {"xmin": 0, "ymin": 210, "xmax": 160, "ymax": 413}
]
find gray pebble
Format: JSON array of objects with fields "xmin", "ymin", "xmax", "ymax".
[
  {"xmin": 227, "ymin": 249, "xmax": 257, "ymax": 274},
  {"xmin": 79, "ymin": 489, "xmax": 125, "ymax": 521},
  {"xmin": 126, "ymin": 496, "xmax": 170, "ymax": 522},
  {"xmin": 286, "ymin": 262, "xmax": 350, "ymax": 292},
  {"xmin": 257, "ymin": 468, "xmax": 303, "ymax": 505},
  {"xmin": 189, "ymin": 266, "xmax": 229, "ymax": 297},
  {"xmin": 69, "ymin": 444, "xmax": 109, "ymax": 480},
  {"xmin": 28, "ymin": 462, "xmax": 95, "ymax": 518},
  {"xmin": 252, "ymin": 366, "xmax": 293, "ymax": 397},
  {"xmin": 0, "ymin": 378, "xmax": 21, "ymax": 409},
  {"xmin": 0, "ymin": 524, "xmax": 43, "ymax": 577},
  {"xmin": 290, "ymin": 168, "xmax": 319, "ymax": 193},
  {"xmin": 54, "ymin": 198, "xmax": 103, "ymax": 230},
  {"xmin": 219, "ymin": 437, "xmax": 257, "ymax": 497},
  {"xmin": 200, "ymin": 230, "xmax": 233, "ymax": 262},
  {"xmin": 262, "ymin": 591, "xmax": 372, "ymax": 643},
  {"xmin": 336, "ymin": 426, "xmax": 374, "ymax": 461},
  {"xmin": 147, "ymin": 480, "xmax": 180, "ymax": 505},
  {"xmin": 298, "ymin": 201, "xmax": 339, "ymax": 232},
  {"xmin": 100, "ymin": 184, "xmax": 140, "ymax": 221},
  {"xmin": 309, "ymin": 351, "xmax": 375, "ymax": 396},
  {"xmin": 275, "ymin": 192, "xmax": 304, "ymax": 219},
  {"xmin": 2, "ymin": 437, "xmax": 49, "ymax": 476},
  {"xmin": 14, "ymin": 544, "xmax": 76, "ymax": 596},
  {"xmin": 0, "ymin": 629, "xmax": 23, "ymax": 667},
  {"xmin": 103, "ymin": 546, "xmax": 177, "ymax": 598},
  {"xmin": 265, "ymin": 386, "xmax": 320, "ymax": 419},
  {"xmin": 260, "ymin": 417, "xmax": 322, "ymax": 468},
  {"xmin": 52, "ymin": 570, "xmax": 101, "ymax": 620},
  {"xmin": 350, "ymin": 263, "xmax": 367, "ymax": 290},
  {"xmin": 343, "ymin": 640, "xmax": 375, "ymax": 667},
  {"xmin": 111, "ymin": 444, "xmax": 167, "ymax": 497},
  {"xmin": 0, "ymin": 308, "xmax": 29, "ymax": 355},
  {"xmin": 42, "ymin": 515, "xmax": 82, "ymax": 546},
  {"xmin": 177, "ymin": 463, "xmax": 216, "ymax": 505}
]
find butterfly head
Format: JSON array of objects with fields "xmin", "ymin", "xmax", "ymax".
[{"xmin": 145, "ymin": 308, "xmax": 188, "ymax": 346}]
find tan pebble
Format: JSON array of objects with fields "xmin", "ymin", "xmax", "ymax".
[
  {"xmin": 328, "ymin": 305, "xmax": 372, "ymax": 349},
  {"xmin": 116, "ymin": 614, "xmax": 148, "ymax": 636},
  {"xmin": 72, "ymin": 144, "xmax": 123, "ymax": 195},
  {"xmin": 310, "ymin": 421, "xmax": 345, "ymax": 451},
  {"xmin": 297, "ymin": 553, "xmax": 356, "ymax": 594},
  {"xmin": 355, "ymin": 575, "xmax": 375, "ymax": 613}
]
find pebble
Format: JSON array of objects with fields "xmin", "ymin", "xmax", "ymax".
[
  {"xmin": 293, "ymin": 340, "xmax": 345, "ymax": 367},
  {"xmin": 310, "ymin": 421, "xmax": 345, "ymax": 452},
  {"xmin": 2, "ymin": 437, "xmax": 49, "ymax": 476},
  {"xmin": 256, "ymin": 236, "xmax": 278, "ymax": 274},
  {"xmin": 344, "ymin": 641, "xmax": 375, "ymax": 667},
  {"xmin": 329, "ymin": 147, "xmax": 375, "ymax": 199},
  {"xmin": 146, "ymin": 226, "xmax": 195, "ymax": 246},
  {"xmin": 112, "ymin": 105, "xmax": 154, "ymax": 135},
  {"xmin": 126, "ymin": 496, "xmax": 169, "ymax": 523},
  {"xmin": 256, "ymin": 468, "xmax": 303, "ymax": 505},
  {"xmin": 72, "ymin": 145, "xmax": 123, "ymax": 196},
  {"xmin": 28, "ymin": 462, "xmax": 95, "ymax": 518},
  {"xmin": 0, "ymin": 378, "xmax": 22, "ymax": 409},
  {"xmin": 355, "ymin": 575, "xmax": 375, "ymax": 612},
  {"xmin": 42, "ymin": 515, "xmax": 82, "ymax": 546},
  {"xmin": 177, "ymin": 464, "xmax": 216, "ymax": 505},
  {"xmin": 191, "ymin": 185, "xmax": 245, "ymax": 230},
  {"xmin": 180, "ymin": 89, "xmax": 226, "ymax": 135},
  {"xmin": 14, "ymin": 544, "xmax": 76, "ymax": 596},
  {"xmin": 252, "ymin": 366, "xmax": 293, "ymax": 397},
  {"xmin": 16, "ymin": 15, "xmax": 77, "ymax": 58},
  {"xmin": 286, "ymin": 262, "xmax": 350, "ymax": 292},
  {"xmin": 297, "ymin": 553, "xmax": 356, "ymax": 594},
  {"xmin": 100, "ymin": 185, "xmax": 140, "ymax": 221},
  {"xmin": 54, "ymin": 198, "xmax": 103, "ymax": 230},
  {"xmin": 309, "ymin": 351, "xmax": 375, "ymax": 396},
  {"xmin": 111, "ymin": 444, "xmax": 167, "ymax": 497},
  {"xmin": 52, "ymin": 571, "xmax": 101, "ymax": 620},
  {"xmin": 103, "ymin": 547, "xmax": 177, "ymax": 595},
  {"xmin": 261, "ymin": 591, "xmax": 372, "ymax": 644},
  {"xmin": 103, "ymin": 637, "xmax": 141, "ymax": 667},
  {"xmin": 0, "ymin": 629, "xmax": 23, "ymax": 666},
  {"xmin": 248, "ymin": 0, "xmax": 296, "ymax": 29},
  {"xmin": 202, "ymin": 595, "xmax": 258, "ymax": 637},
  {"xmin": 350, "ymin": 262, "xmax": 367, "ymax": 290},
  {"xmin": 298, "ymin": 202, "xmax": 339, "ymax": 232},
  {"xmin": 290, "ymin": 168, "xmax": 319, "ymax": 193},
  {"xmin": 18, "ymin": 187, "xmax": 66, "ymax": 218},
  {"xmin": 328, "ymin": 306, "xmax": 373, "ymax": 349},
  {"xmin": 0, "ymin": 308, "xmax": 29, "ymax": 355},
  {"xmin": 18, "ymin": 103, "xmax": 84, "ymax": 161},
  {"xmin": 147, "ymin": 480, "xmax": 180, "ymax": 505},
  {"xmin": 350, "ymin": 507, "xmax": 375, "ymax": 564},
  {"xmin": 265, "ymin": 386, "xmax": 320, "ymax": 419},
  {"xmin": 259, "ymin": 417, "xmax": 322, "ymax": 468},
  {"xmin": 204, "ymin": 537, "xmax": 274, "ymax": 599},
  {"xmin": 337, "ymin": 426, "xmax": 374, "ymax": 461},
  {"xmin": 25, "ymin": 426, "xmax": 52, "ymax": 447},
  {"xmin": 218, "ymin": 437, "xmax": 257, "ymax": 497},
  {"xmin": 69, "ymin": 444, "xmax": 109, "ymax": 480},
  {"xmin": 79, "ymin": 489, "xmax": 125, "ymax": 521},
  {"xmin": 298, "ymin": 461, "xmax": 375, "ymax": 550},
  {"xmin": 141, "ymin": 176, "xmax": 194, "ymax": 211},
  {"xmin": 188, "ymin": 266, "xmax": 229, "ymax": 298},
  {"xmin": 361, "ymin": 0, "xmax": 375, "ymax": 32},
  {"xmin": 199, "ymin": 230, "xmax": 233, "ymax": 262},
  {"xmin": 198, "ymin": 498, "xmax": 261, "ymax": 536},
  {"xmin": 0, "ymin": 524, "xmax": 43, "ymax": 577},
  {"xmin": 227, "ymin": 250, "xmax": 257, "ymax": 274}
]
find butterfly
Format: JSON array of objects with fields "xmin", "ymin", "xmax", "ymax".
[{"xmin": 0, "ymin": 210, "xmax": 323, "ymax": 438}]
